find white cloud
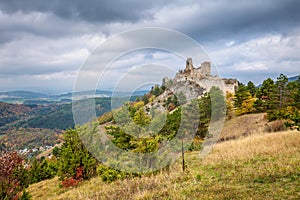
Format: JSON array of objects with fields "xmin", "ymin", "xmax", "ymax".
[
  {"xmin": 209, "ymin": 31, "xmax": 300, "ymax": 83},
  {"xmin": 234, "ymin": 62, "xmax": 268, "ymax": 71},
  {"xmin": 0, "ymin": 32, "xmax": 106, "ymax": 75},
  {"xmin": 226, "ymin": 41, "xmax": 236, "ymax": 47}
]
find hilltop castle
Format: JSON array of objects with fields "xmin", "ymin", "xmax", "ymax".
[{"xmin": 163, "ymin": 58, "xmax": 238, "ymax": 95}]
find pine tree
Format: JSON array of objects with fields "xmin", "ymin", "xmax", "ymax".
[
  {"xmin": 246, "ymin": 81, "xmax": 257, "ymax": 97},
  {"xmin": 210, "ymin": 86, "xmax": 226, "ymax": 121},
  {"xmin": 286, "ymin": 77, "xmax": 300, "ymax": 109},
  {"xmin": 57, "ymin": 129, "xmax": 97, "ymax": 181},
  {"xmin": 105, "ymin": 125, "xmax": 133, "ymax": 150},
  {"xmin": 275, "ymin": 74, "xmax": 288, "ymax": 109},
  {"xmin": 197, "ymin": 94, "xmax": 211, "ymax": 138},
  {"xmin": 255, "ymin": 78, "xmax": 276, "ymax": 111},
  {"xmin": 234, "ymin": 83, "xmax": 249, "ymax": 108}
]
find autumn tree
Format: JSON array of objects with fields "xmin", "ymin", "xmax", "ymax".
[
  {"xmin": 285, "ymin": 109, "xmax": 300, "ymax": 131},
  {"xmin": 0, "ymin": 152, "xmax": 29, "ymax": 200},
  {"xmin": 236, "ymin": 94, "xmax": 256, "ymax": 115},
  {"xmin": 234, "ymin": 83, "xmax": 250, "ymax": 109},
  {"xmin": 133, "ymin": 108, "xmax": 151, "ymax": 127}
]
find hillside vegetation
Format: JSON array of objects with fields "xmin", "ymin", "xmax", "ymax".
[
  {"xmin": 15, "ymin": 97, "xmax": 113, "ymax": 130},
  {"xmin": 0, "ymin": 97, "xmax": 113, "ymax": 131},
  {"xmin": 27, "ymin": 129, "xmax": 300, "ymax": 199},
  {"xmin": 0, "ymin": 102, "xmax": 59, "ymax": 128}
]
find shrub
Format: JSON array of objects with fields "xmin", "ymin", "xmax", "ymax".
[
  {"xmin": 96, "ymin": 164, "xmax": 127, "ymax": 183},
  {"xmin": 61, "ymin": 177, "xmax": 80, "ymax": 188},
  {"xmin": 28, "ymin": 158, "xmax": 57, "ymax": 184},
  {"xmin": 19, "ymin": 190, "xmax": 31, "ymax": 200},
  {"xmin": 61, "ymin": 166, "xmax": 84, "ymax": 188},
  {"xmin": 98, "ymin": 112, "xmax": 113, "ymax": 125}
]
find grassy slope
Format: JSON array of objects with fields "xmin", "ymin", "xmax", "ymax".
[
  {"xmin": 219, "ymin": 113, "xmax": 268, "ymax": 141},
  {"xmin": 28, "ymin": 127, "xmax": 300, "ymax": 200}
]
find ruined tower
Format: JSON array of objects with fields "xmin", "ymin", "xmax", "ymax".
[
  {"xmin": 200, "ymin": 61, "xmax": 211, "ymax": 76},
  {"xmin": 185, "ymin": 58, "xmax": 194, "ymax": 71}
]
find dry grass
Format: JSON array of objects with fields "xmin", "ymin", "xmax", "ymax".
[
  {"xmin": 218, "ymin": 113, "xmax": 288, "ymax": 142},
  {"xmin": 28, "ymin": 129, "xmax": 300, "ymax": 200},
  {"xmin": 219, "ymin": 113, "xmax": 267, "ymax": 141},
  {"xmin": 27, "ymin": 177, "xmax": 66, "ymax": 199},
  {"xmin": 204, "ymin": 130, "xmax": 300, "ymax": 164}
]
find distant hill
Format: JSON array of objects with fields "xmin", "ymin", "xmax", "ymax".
[
  {"xmin": 0, "ymin": 89, "xmax": 144, "ymax": 130},
  {"xmin": 0, "ymin": 102, "xmax": 59, "ymax": 129},
  {"xmin": 0, "ymin": 90, "xmax": 48, "ymax": 98},
  {"xmin": 55, "ymin": 90, "xmax": 149, "ymax": 100},
  {"xmin": 288, "ymin": 75, "xmax": 300, "ymax": 82},
  {"xmin": 0, "ymin": 89, "xmax": 149, "ymax": 104},
  {"xmin": 0, "ymin": 90, "xmax": 51, "ymax": 104},
  {"xmin": 12, "ymin": 97, "xmax": 118, "ymax": 130}
]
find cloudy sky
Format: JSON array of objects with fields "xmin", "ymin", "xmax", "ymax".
[{"xmin": 0, "ymin": 0, "xmax": 299, "ymax": 94}]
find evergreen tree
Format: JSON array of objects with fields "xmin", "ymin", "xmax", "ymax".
[
  {"xmin": 159, "ymin": 108, "xmax": 181, "ymax": 140},
  {"xmin": 113, "ymin": 106, "xmax": 131, "ymax": 125},
  {"xmin": 105, "ymin": 126, "xmax": 134, "ymax": 150},
  {"xmin": 286, "ymin": 78, "xmax": 300, "ymax": 109},
  {"xmin": 246, "ymin": 81, "xmax": 257, "ymax": 97},
  {"xmin": 150, "ymin": 85, "xmax": 164, "ymax": 97},
  {"xmin": 275, "ymin": 74, "xmax": 288, "ymax": 109},
  {"xmin": 141, "ymin": 94, "xmax": 149, "ymax": 104},
  {"xmin": 28, "ymin": 158, "xmax": 57, "ymax": 184},
  {"xmin": 177, "ymin": 91, "xmax": 187, "ymax": 104},
  {"xmin": 57, "ymin": 129, "xmax": 97, "ymax": 181},
  {"xmin": 255, "ymin": 78, "xmax": 276, "ymax": 111},
  {"xmin": 234, "ymin": 83, "xmax": 250, "ymax": 108},
  {"xmin": 196, "ymin": 94, "xmax": 211, "ymax": 138},
  {"xmin": 210, "ymin": 86, "xmax": 226, "ymax": 121}
]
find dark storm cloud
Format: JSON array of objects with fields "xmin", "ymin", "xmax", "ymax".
[
  {"xmin": 1, "ymin": 0, "xmax": 299, "ymax": 43},
  {"xmin": 176, "ymin": 0, "xmax": 300, "ymax": 42},
  {"xmin": 0, "ymin": 0, "xmax": 168, "ymax": 23}
]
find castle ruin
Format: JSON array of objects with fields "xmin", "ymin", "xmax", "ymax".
[{"xmin": 163, "ymin": 58, "xmax": 238, "ymax": 95}]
